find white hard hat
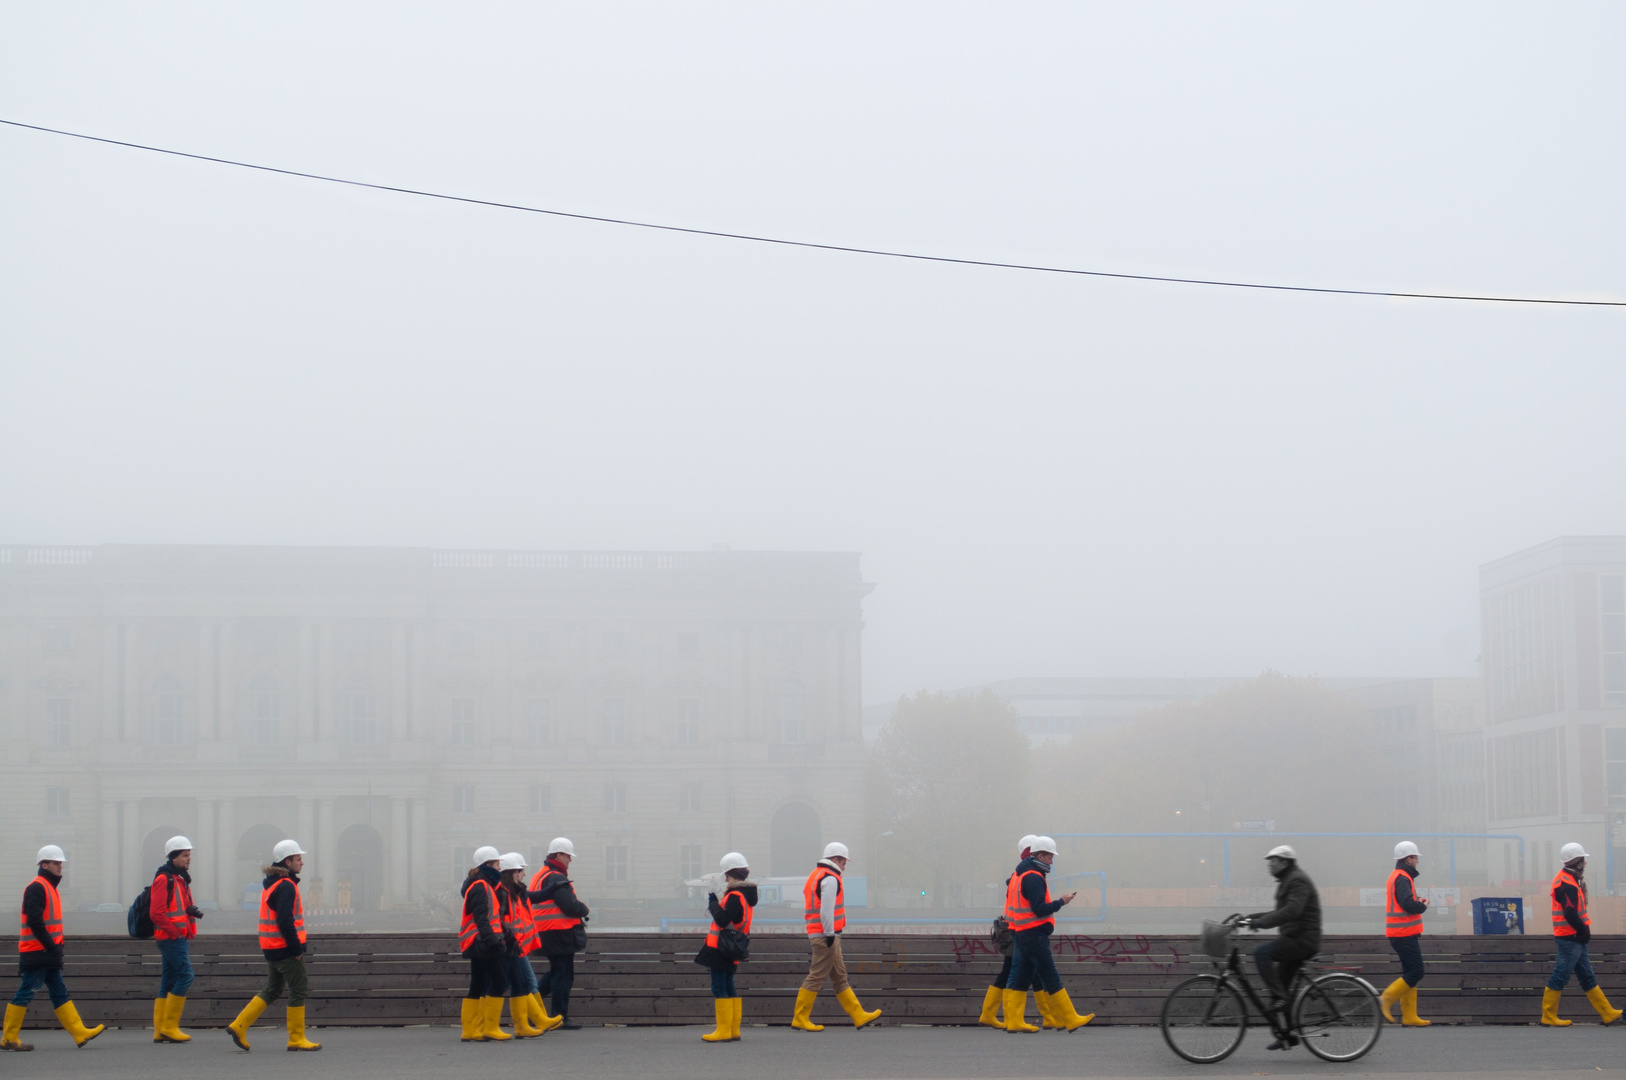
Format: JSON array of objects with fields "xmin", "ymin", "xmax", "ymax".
[
  {"xmin": 823, "ymin": 842, "xmax": 850, "ymax": 860},
  {"xmin": 165, "ymin": 836, "xmax": 193, "ymax": 856},
  {"xmin": 36, "ymin": 845, "xmax": 65, "ymax": 863},
  {"xmin": 1394, "ymin": 841, "xmax": 1420, "ymax": 860},
  {"xmin": 720, "ymin": 852, "xmax": 749, "ymax": 873},
  {"xmin": 1018, "ymin": 834, "xmax": 1039, "ymax": 854},
  {"xmin": 1030, "ymin": 836, "xmax": 1058, "ymax": 856},
  {"xmin": 1560, "ymin": 842, "xmax": 1590, "ymax": 863},
  {"xmin": 1266, "ymin": 845, "xmax": 1297, "ymax": 860},
  {"xmin": 272, "ymin": 839, "xmax": 306, "ymax": 863},
  {"xmin": 547, "ymin": 837, "xmax": 575, "ymax": 857},
  {"xmin": 499, "ymin": 852, "xmax": 526, "ymax": 872},
  {"xmin": 472, "ymin": 846, "xmax": 500, "ymax": 865}
]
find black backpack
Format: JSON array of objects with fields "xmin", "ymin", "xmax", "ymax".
[{"xmin": 127, "ymin": 886, "xmax": 154, "ymax": 939}]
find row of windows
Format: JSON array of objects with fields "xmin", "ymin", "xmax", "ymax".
[
  {"xmin": 453, "ymin": 843, "xmax": 706, "ymax": 884},
  {"xmin": 451, "ymin": 782, "xmax": 706, "ymax": 815},
  {"xmin": 1602, "ymin": 575, "xmax": 1625, "ymax": 708}
]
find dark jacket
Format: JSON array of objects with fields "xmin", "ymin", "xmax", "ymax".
[
  {"xmin": 460, "ymin": 865, "xmax": 505, "ymax": 959},
  {"xmin": 1250, "ymin": 862, "xmax": 1322, "ymax": 949},
  {"xmin": 1554, "ymin": 868, "xmax": 1590, "ymax": 944},
  {"xmin": 151, "ymin": 862, "xmax": 198, "ymax": 941},
  {"xmin": 1012, "ymin": 856, "xmax": 1067, "ymax": 939},
  {"xmin": 694, "ymin": 880, "xmax": 758, "ymax": 972},
  {"xmin": 260, "ymin": 865, "xmax": 306, "ymax": 961},
  {"xmin": 19, "ymin": 869, "xmax": 64, "ymax": 971},
  {"xmin": 1391, "ymin": 861, "xmax": 1427, "ymax": 916},
  {"xmin": 532, "ymin": 859, "xmax": 590, "ymax": 957}
]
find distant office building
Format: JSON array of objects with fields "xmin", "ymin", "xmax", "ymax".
[
  {"xmin": 0, "ymin": 545, "xmax": 871, "ymax": 913},
  {"xmin": 1480, "ymin": 536, "xmax": 1626, "ymax": 891}
]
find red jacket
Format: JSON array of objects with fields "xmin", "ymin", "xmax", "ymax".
[{"xmin": 151, "ymin": 865, "xmax": 197, "ymax": 941}]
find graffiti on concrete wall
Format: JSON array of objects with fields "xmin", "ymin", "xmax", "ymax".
[{"xmin": 949, "ymin": 934, "xmax": 1183, "ymax": 968}]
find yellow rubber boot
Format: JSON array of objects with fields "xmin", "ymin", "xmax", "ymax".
[
  {"xmin": 54, "ymin": 1002, "xmax": 104, "ymax": 1048},
  {"xmin": 1034, "ymin": 990, "xmax": 1061, "ymax": 1029},
  {"xmin": 1400, "ymin": 987, "xmax": 1431, "ymax": 1027},
  {"xmin": 2, "ymin": 1003, "xmax": 34, "ymax": 1051},
  {"xmin": 1541, "ymin": 988, "xmax": 1572, "ymax": 1026},
  {"xmin": 701, "ymin": 998, "xmax": 731, "ymax": 1042},
  {"xmin": 1049, "ymin": 988, "xmax": 1095, "ymax": 1031},
  {"xmin": 1002, "ymin": 989, "xmax": 1039, "ymax": 1033},
  {"xmin": 1378, "ymin": 978, "xmax": 1406, "ymax": 1023},
  {"xmin": 531, "ymin": 993, "xmax": 563, "ymax": 1033},
  {"xmin": 227, "ymin": 996, "xmax": 268, "ymax": 1051},
  {"xmin": 1586, "ymin": 987, "xmax": 1623, "ymax": 1025},
  {"xmin": 731, "ymin": 997, "xmax": 744, "ymax": 1040},
  {"xmin": 160, "ymin": 994, "xmax": 192, "ymax": 1042},
  {"xmin": 152, "ymin": 998, "xmax": 165, "ymax": 1042},
  {"xmin": 285, "ymin": 1005, "xmax": 321, "ymax": 1051},
  {"xmin": 791, "ymin": 989, "xmax": 824, "ymax": 1032},
  {"xmin": 978, "ymin": 985, "xmax": 1003, "ymax": 1027},
  {"xmin": 459, "ymin": 998, "xmax": 484, "ymax": 1041},
  {"xmin": 836, "ymin": 987, "xmax": 881, "ymax": 1029},
  {"xmin": 510, "ymin": 996, "xmax": 541, "ymax": 1038},
  {"xmin": 480, "ymin": 997, "xmax": 512, "ymax": 1041}
]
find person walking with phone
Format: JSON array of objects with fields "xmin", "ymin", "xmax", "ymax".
[
  {"xmin": 979, "ymin": 835, "xmax": 1037, "ymax": 1029},
  {"xmin": 1377, "ymin": 841, "xmax": 1430, "ymax": 1027},
  {"xmin": 1002, "ymin": 836, "xmax": 1092, "ymax": 1033},
  {"xmin": 694, "ymin": 852, "xmax": 756, "ymax": 1042}
]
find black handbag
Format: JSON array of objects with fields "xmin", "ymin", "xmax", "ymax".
[
  {"xmin": 715, "ymin": 925, "xmax": 750, "ymax": 963},
  {"xmin": 991, "ymin": 915, "xmax": 1014, "ymax": 956},
  {"xmin": 571, "ymin": 924, "xmax": 588, "ymax": 952}
]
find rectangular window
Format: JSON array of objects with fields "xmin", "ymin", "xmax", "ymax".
[
  {"xmin": 679, "ymin": 783, "xmax": 700, "ymax": 812},
  {"xmin": 1602, "ymin": 575, "xmax": 1625, "ymax": 708},
  {"xmin": 152, "ymin": 682, "xmax": 183, "ymax": 745},
  {"xmin": 604, "ymin": 782, "xmax": 627, "ymax": 813},
  {"xmin": 605, "ymin": 845, "xmax": 629, "ymax": 883},
  {"xmin": 1488, "ymin": 584, "xmax": 1554, "ymax": 720},
  {"xmin": 45, "ymin": 787, "xmax": 69, "ymax": 819},
  {"xmin": 451, "ymin": 697, "xmax": 476, "ymax": 745},
  {"xmin": 676, "ymin": 698, "xmax": 700, "ymax": 744},
  {"xmin": 529, "ymin": 846, "xmax": 549, "ymax": 869},
  {"xmin": 525, "ymin": 698, "xmax": 551, "ymax": 744},
  {"xmin": 677, "ymin": 631, "xmax": 699, "ymax": 655},
  {"xmin": 453, "ymin": 784, "xmax": 475, "ymax": 814},
  {"xmin": 602, "ymin": 699, "xmax": 626, "ymax": 744},
  {"xmin": 453, "ymin": 848, "xmax": 475, "ymax": 884},
  {"xmin": 529, "ymin": 784, "xmax": 551, "ymax": 814},
  {"xmin": 603, "ymin": 631, "xmax": 626, "ymax": 658},
  {"xmin": 527, "ymin": 630, "xmax": 551, "ymax": 656},
  {"xmin": 1607, "ymin": 727, "xmax": 1626, "ymax": 802},
  {"xmin": 43, "ymin": 628, "xmax": 72, "ymax": 656},
  {"xmin": 679, "ymin": 844, "xmax": 703, "ymax": 881},
  {"xmin": 1494, "ymin": 730, "xmax": 1559, "ymax": 819},
  {"xmin": 451, "ymin": 629, "xmax": 477, "ymax": 657},
  {"xmin": 45, "ymin": 698, "xmax": 70, "ymax": 748}
]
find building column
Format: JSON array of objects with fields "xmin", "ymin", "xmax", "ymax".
[
  {"xmin": 388, "ymin": 797, "xmax": 409, "ymax": 907},
  {"xmin": 120, "ymin": 800, "xmax": 141, "ymax": 905},
  {"xmin": 196, "ymin": 623, "xmax": 215, "ymax": 743},
  {"xmin": 410, "ymin": 798, "xmax": 430, "ymax": 903},
  {"xmin": 195, "ymin": 798, "xmax": 218, "ymax": 907},
  {"xmin": 297, "ymin": 621, "xmax": 315, "ymax": 744},
  {"xmin": 316, "ymin": 798, "xmax": 338, "ymax": 910},
  {"xmin": 218, "ymin": 622, "xmax": 235, "ymax": 741},
  {"xmin": 99, "ymin": 798, "xmax": 120, "ymax": 904},
  {"xmin": 216, "ymin": 798, "xmax": 237, "ymax": 911},
  {"xmin": 101, "ymin": 625, "xmax": 121, "ymax": 742},
  {"xmin": 390, "ymin": 621, "xmax": 409, "ymax": 742},
  {"xmin": 297, "ymin": 798, "xmax": 317, "ymax": 907},
  {"xmin": 315, "ymin": 624, "xmax": 333, "ymax": 743}
]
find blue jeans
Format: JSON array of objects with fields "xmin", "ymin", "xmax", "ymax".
[
  {"xmin": 12, "ymin": 968, "xmax": 69, "ymax": 1009},
  {"xmin": 505, "ymin": 954, "xmax": 538, "ymax": 997},
  {"xmin": 1547, "ymin": 938, "xmax": 1597, "ymax": 992},
  {"xmin": 1388, "ymin": 935, "xmax": 1425, "ymax": 987},
  {"xmin": 710, "ymin": 969, "xmax": 737, "ymax": 998},
  {"xmin": 1007, "ymin": 930, "xmax": 1062, "ymax": 994},
  {"xmin": 157, "ymin": 938, "xmax": 194, "ymax": 996}
]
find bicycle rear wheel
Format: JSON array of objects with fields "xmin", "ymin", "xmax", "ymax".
[
  {"xmin": 1294, "ymin": 973, "xmax": 1381, "ymax": 1062},
  {"xmin": 1161, "ymin": 975, "xmax": 1247, "ymax": 1064}
]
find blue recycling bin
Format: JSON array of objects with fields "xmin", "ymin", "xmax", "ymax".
[{"xmin": 1471, "ymin": 897, "xmax": 1524, "ymax": 935}]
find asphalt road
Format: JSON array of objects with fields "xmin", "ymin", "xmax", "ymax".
[{"xmin": 7, "ymin": 1021, "xmax": 1624, "ymax": 1078}]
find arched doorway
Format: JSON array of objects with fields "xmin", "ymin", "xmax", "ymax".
[
  {"xmin": 142, "ymin": 826, "xmax": 187, "ymax": 878},
  {"xmin": 234, "ymin": 824, "xmax": 286, "ymax": 911},
  {"xmin": 336, "ymin": 824, "xmax": 385, "ymax": 912},
  {"xmin": 770, "ymin": 802, "xmax": 822, "ymax": 877}
]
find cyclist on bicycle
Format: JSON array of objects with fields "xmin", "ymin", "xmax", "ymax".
[{"xmin": 1242, "ymin": 845, "xmax": 1322, "ymax": 1048}]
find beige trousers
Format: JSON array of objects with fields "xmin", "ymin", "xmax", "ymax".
[{"xmin": 801, "ymin": 935, "xmax": 851, "ymax": 993}]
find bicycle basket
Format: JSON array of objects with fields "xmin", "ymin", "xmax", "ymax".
[{"xmin": 1196, "ymin": 920, "xmax": 1234, "ymax": 960}]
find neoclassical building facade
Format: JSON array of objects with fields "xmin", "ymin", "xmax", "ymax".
[{"xmin": 0, "ymin": 545, "xmax": 872, "ymax": 914}]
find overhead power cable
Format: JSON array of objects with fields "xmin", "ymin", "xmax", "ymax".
[{"xmin": 3, "ymin": 117, "xmax": 1622, "ymax": 308}]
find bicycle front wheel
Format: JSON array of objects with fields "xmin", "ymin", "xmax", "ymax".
[
  {"xmin": 1160, "ymin": 974, "xmax": 1247, "ymax": 1064},
  {"xmin": 1294, "ymin": 973, "xmax": 1382, "ymax": 1062}
]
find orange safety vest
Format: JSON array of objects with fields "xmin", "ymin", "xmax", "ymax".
[
  {"xmin": 528, "ymin": 867, "xmax": 581, "ymax": 932},
  {"xmin": 506, "ymin": 888, "xmax": 540, "ymax": 954},
  {"xmin": 705, "ymin": 890, "xmax": 755, "ymax": 950},
  {"xmin": 1550, "ymin": 868, "xmax": 1588, "ymax": 938},
  {"xmin": 1004, "ymin": 868, "xmax": 1054, "ymax": 933},
  {"xmin": 803, "ymin": 866, "xmax": 845, "ymax": 935},
  {"xmin": 257, "ymin": 877, "xmax": 307, "ymax": 951},
  {"xmin": 1385, "ymin": 868, "xmax": 1424, "ymax": 937},
  {"xmin": 460, "ymin": 879, "xmax": 502, "ymax": 952},
  {"xmin": 17, "ymin": 875, "xmax": 64, "ymax": 953}
]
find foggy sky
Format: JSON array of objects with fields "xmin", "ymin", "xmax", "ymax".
[{"xmin": 3, "ymin": 3, "xmax": 1624, "ymax": 706}]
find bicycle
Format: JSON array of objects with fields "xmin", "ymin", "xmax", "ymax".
[{"xmin": 1159, "ymin": 913, "xmax": 1382, "ymax": 1064}]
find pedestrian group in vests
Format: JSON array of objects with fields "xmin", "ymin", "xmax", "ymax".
[{"xmin": 3, "ymin": 833, "xmax": 1620, "ymax": 1051}]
